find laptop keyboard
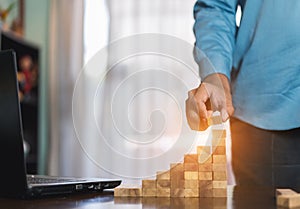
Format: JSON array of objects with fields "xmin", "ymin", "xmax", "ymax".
[{"xmin": 27, "ymin": 176, "xmax": 83, "ymax": 184}]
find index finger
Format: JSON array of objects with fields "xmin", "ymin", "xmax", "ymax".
[{"xmin": 193, "ymin": 85, "xmax": 210, "ymax": 120}]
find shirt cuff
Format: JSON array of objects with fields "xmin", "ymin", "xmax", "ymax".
[{"xmin": 194, "ymin": 48, "xmax": 232, "ymax": 81}]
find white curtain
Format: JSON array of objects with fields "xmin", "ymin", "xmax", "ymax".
[
  {"xmin": 48, "ymin": 0, "xmax": 114, "ymax": 178},
  {"xmin": 48, "ymin": 0, "xmax": 86, "ymax": 176}
]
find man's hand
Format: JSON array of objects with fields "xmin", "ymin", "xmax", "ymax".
[{"xmin": 185, "ymin": 73, "xmax": 234, "ymax": 131}]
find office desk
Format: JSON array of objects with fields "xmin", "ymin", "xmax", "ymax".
[{"xmin": 0, "ymin": 186, "xmax": 278, "ymax": 209}]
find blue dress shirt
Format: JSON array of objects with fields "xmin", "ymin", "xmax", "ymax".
[{"xmin": 193, "ymin": 0, "xmax": 300, "ymax": 130}]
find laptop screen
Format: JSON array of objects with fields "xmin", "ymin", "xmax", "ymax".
[
  {"xmin": 0, "ymin": 50, "xmax": 28, "ymax": 196},
  {"xmin": 1, "ymin": 31, "xmax": 40, "ymax": 174}
]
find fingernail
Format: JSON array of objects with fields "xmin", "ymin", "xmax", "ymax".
[{"xmin": 222, "ymin": 111, "xmax": 229, "ymax": 121}]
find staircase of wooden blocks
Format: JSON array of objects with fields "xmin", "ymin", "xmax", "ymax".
[{"xmin": 114, "ymin": 115, "xmax": 227, "ymax": 198}]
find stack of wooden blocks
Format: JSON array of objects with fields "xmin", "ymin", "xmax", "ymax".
[{"xmin": 114, "ymin": 115, "xmax": 227, "ymax": 198}]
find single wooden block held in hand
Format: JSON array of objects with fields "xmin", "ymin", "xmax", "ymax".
[{"xmin": 208, "ymin": 115, "xmax": 223, "ymax": 126}]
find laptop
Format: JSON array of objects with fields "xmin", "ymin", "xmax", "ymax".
[{"xmin": 0, "ymin": 50, "xmax": 121, "ymax": 198}]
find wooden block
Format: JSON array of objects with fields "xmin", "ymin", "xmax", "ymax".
[
  {"xmin": 197, "ymin": 146, "xmax": 212, "ymax": 164},
  {"xmin": 157, "ymin": 180, "xmax": 170, "ymax": 189},
  {"xmin": 171, "ymin": 163, "xmax": 184, "ymax": 172},
  {"xmin": 213, "ymin": 164, "xmax": 227, "ymax": 171},
  {"xmin": 184, "ymin": 189, "xmax": 199, "ymax": 197},
  {"xmin": 157, "ymin": 170, "xmax": 170, "ymax": 180},
  {"xmin": 184, "ymin": 163, "xmax": 198, "ymax": 171},
  {"xmin": 212, "ymin": 146, "xmax": 226, "ymax": 155},
  {"xmin": 199, "ymin": 180, "xmax": 213, "ymax": 197},
  {"xmin": 171, "ymin": 178, "xmax": 184, "ymax": 189},
  {"xmin": 199, "ymin": 180, "xmax": 213, "ymax": 189},
  {"xmin": 212, "ymin": 129, "xmax": 226, "ymax": 138},
  {"xmin": 213, "ymin": 155, "xmax": 227, "ymax": 164},
  {"xmin": 276, "ymin": 188, "xmax": 298, "ymax": 197},
  {"xmin": 212, "ymin": 137, "xmax": 226, "ymax": 147},
  {"xmin": 208, "ymin": 115, "xmax": 223, "ymax": 125},
  {"xmin": 184, "ymin": 180, "xmax": 199, "ymax": 189},
  {"xmin": 212, "ymin": 181, "xmax": 227, "ymax": 189},
  {"xmin": 171, "ymin": 188, "xmax": 185, "ymax": 197},
  {"xmin": 170, "ymin": 163, "xmax": 184, "ymax": 189},
  {"xmin": 277, "ymin": 194, "xmax": 300, "ymax": 208},
  {"xmin": 213, "ymin": 171, "xmax": 227, "ymax": 181},
  {"xmin": 198, "ymin": 163, "xmax": 212, "ymax": 172},
  {"xmin": 213, "ymin": 188, "xmax": 227, "ymax": 197},
  {"xmin": 197, "ymin": 146, "xmax": 211, "ymax": 155},
  {"xmin": 142, "ymin": 188, "xmax": 157, "ymax": 197},
  {"xmin": 199, "ymin": 189, "xmax": 214, "ymax": 197},
  {"xmin": 198, "ymin": 154, "xmax": 212, "ymax": 164},
  {"xmin": 157, "ymin": 188, "xmax": 171, "ymax": 197},
  {"xmin": 114, "ymin": 186, "xmax": 142, "ymax": 197},
  {"xmin": 184, "ymin": 154, "xmax": 198, "ymax": 163},
  {"xmin": 184, "ymin": 171, "xmax": 198, "ymax": 180},
  {"xmin": 199, "ymin": 189, "xmax": 213, "ymax": 198},
  {"xmin": 142, "ymin": 179, "xmax": 156, "ymax": 188},
  {"xmin": 198, "ymin": 172, "xmax": 213, "ymax": 180}
]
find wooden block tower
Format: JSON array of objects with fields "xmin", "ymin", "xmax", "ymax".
[{"xmin": 114, "ymin": 115, "xmax": 227, "ymax": 198}]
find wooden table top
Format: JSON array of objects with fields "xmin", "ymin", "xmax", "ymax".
[{"xmin": 0, "ymin": 186, "xmax": 278, "ymax": 209}]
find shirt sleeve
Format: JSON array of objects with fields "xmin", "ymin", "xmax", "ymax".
[{"xmin": 193, "ymin": 0, "xmax": 238, "ymax": 81}]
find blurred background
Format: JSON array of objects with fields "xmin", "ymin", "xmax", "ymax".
[{"xmin": 0, "ymin": 0, "xmax": 238, "ymax": 184}]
